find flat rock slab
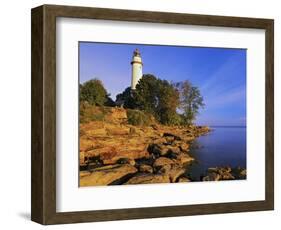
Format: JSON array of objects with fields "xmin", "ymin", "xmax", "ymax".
[
  {"xmin": 125, "ymin": 174, "xmax": 170, "ymax": 185},
  {"xmin": 80, "ymin": 164, "xmax": 137, "ymax": 186}
]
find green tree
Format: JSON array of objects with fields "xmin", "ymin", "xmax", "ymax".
[
  {"xmin": 134, "ymin": 74, "xmax": 180, "ymax": 125},
  {"xmin": 115, "ymin": 87, "xmax": 136, "ymax": 109},
  {"xmin": 80, "ymin": 79, "xmax": 108, "ymax": 106},
  {"xmin": 175, "ymin": 80, "xmax": 204, "ymax": 125}
]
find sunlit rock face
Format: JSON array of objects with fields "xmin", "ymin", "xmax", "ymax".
[{"xmin": 79, "ymin": 106, "xmax": 212, "ymax": 186}]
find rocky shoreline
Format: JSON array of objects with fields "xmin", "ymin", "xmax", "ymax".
[{"xmin": 79, "ymin": 107, "xmax": 246, "ymax": 186}]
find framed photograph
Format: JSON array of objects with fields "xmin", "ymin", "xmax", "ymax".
[{"xmin": 31, "ymin": 4, "xmax": 274, "ymax": 225}]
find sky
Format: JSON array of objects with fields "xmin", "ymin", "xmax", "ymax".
[{"xmin": 79, "ymin": 42, "xmax": 246, "ymax": 126}]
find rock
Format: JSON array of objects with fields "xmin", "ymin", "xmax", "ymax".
[
  {"xmin": 80, "ymin": 151, "xmax": 85, "ymax": 164},
  {"xmin": 153, "ymin": 157, "xmax": 174, "ymax": 168},
  {"xmin": 147, "ymin": 144, "xmax": 162, "ymax": 156},
  {"xmin": 163, "ymin": 164, "xmax": 186, "ymax": 182},
  {"xmin": 116, "ymin": 158, "xmax": 135, "ymax": 166},
  {"xmin": 80, "ymin": 171, "xmax": 91, "ymax": 178},
  {"xmin": 179, "ymin": 143, "xmax": 190, "ymax": 152},
  {"xmin": 166, "ymin": 146, "xmax": 181, "ymax": 155},
  {"xmin": 86, "ymin": 146, "xmax": 117, "ymax": 158},
  {"xmin": 240, "ymin": 169, "xmax": 247, "ymax": 177},
  {"xmin": 139, "ymin": 164, "xmax": 153, "ymax": 173},
  {"xmin": 80, "ymin": 139, "xmax": 94, "ymax": 152},
  {"xmin": 80, "ymin": 164, "xmax": 137, "ymax": 186},
  {"xmin": 101, "ymin": 149, "xmax": 149, "ymax": 165},
  {"xmin": 203, "ymin": 166, "xmax": 246, "ymax": 181},
  {"xmin": 129, "ymin": 126, "xmax": 145, "ymax": 136},
  {"xmin": 178, "ymin": 176, "xmax": 190, "ymax": 183},
  {"xmin": 203, "ymin": 172, "xmax": 220, "ymax": 181},
  {"xmin": 164, "ymin": 136, "xmax": 175, "ymax": 144},
  {"xmin": 232, "ymin": 167, "xmax": 247, "ymax": 179},
  {"xmin": 135, "ymin": 157, "xmax": 154, "ymax": 166},
  {"xmin": 152, "ymin": 137, "xmax": 168, "ymax": 145},
  {"xmin": 128, "ymin": 159, "xmax": 136, "ymax": 166},
  {"xmin": 106, "ymin": 125, "xmax": 130, "ymax": 135},
  {"xmin": 86, "ymin": 128, "xmax": 107, "ymax": 137},
  {"xmin": 163, "ymin": 132, "xmax": 181, "ymax": 140},
  {"xmin": 148, "ymin": 144, "xmax": 181, "ymax": 156},
  {"xmin": 125, "ymin": 174, "xmax": 170, "ymax": 185},
  {"xmin": 79, "ymin": 106, "xmax": 213, "ymax": 186},
  {"xmin": 158, "ymin": 164, "xmax": 172, "ymax": 173},
  {"xmin": 175, "ymin": 153, "xmax": 194, "ymax": 165},
  {"xmin": 151, "ymin": 124, "xmax": 159, "ymax": 130},
  {"xmin": 220, "ymin": 172, "xmax": 235, "ymax": 180}
]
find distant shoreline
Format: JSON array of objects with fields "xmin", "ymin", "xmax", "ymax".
[{"xmin": 206, "ymin": 126, "xmax": 246, "ymax": 128}]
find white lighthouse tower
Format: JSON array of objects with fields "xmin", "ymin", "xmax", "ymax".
[{"xmin": 131, "ymin": 49, "xmax": 143, "ymax": 90}]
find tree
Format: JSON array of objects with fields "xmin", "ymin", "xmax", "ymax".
[
  {"xmin": 104, "ymin": 95, "xmax": 116, "ymax": 107},
  {"xmin": 80, "ymin": 79, "xmax": 108, "ymax": 106},
  {"xmin": 175, "ymin": 80, "xmax": 204, "ymax": 125},
  {"xmin": 134, "ymin": 75, "xmax": 160, "ymax": 116},
  {"xmin": 134, "ymin": 74, "xmax": 180, "ymax": 125},
  {"xmin": 115, "ymin": 87, "xmax": 136, "ymax": 108}
]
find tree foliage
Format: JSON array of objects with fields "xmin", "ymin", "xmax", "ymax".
[
  {"xmin": 80, "ymin": 76, "xmax": 204, "ymax": 126},
  {"xmin": 133, "ymin": 74, "xmax": 180, "ymax": 125},
  {"xmin": 175, "ymin": 80, "xmax": 204, "ymax": 125},
  {"xmin": 80, "ymin": 79, "xmax": 113, "ymax": 106},
  {"xmin": 115, "ymin": 87, "xmax": 136, "ymax": 108}
]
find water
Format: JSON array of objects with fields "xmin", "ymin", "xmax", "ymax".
[{"xmin": 187, "ymin": 126, "xmax": 246, "ymax": 181}]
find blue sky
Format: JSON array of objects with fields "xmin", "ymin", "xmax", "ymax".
[{"xmin": 79, "ymin": 42, "xmax": 246, "ymax": 126}]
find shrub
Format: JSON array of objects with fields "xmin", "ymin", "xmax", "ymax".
[
  {"xmin": 127, "ymin": 109, "xmax": 154, "ymax": 126},
  {"xmin": 80, "ymin": 102, "xmax": 108, "ymax": 123},
  {"xmin": 80, "ymin": 79, "xmax": 108, "ymax": 106}
]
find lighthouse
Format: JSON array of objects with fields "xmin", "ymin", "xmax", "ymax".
[{"xmin": 131, "ymin": 49, "xmax": 143, "ymax": 90}]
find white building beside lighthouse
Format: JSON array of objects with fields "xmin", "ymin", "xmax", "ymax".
[{"xmin": 131, "ymin": 49, "xmax": 143, "ymax": 90}]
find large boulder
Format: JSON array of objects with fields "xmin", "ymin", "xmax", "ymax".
[
  {"xmin": 153, "ymin": 157, "xmax": 174, "ymax": 168},
  {"xmin": 161, "ymin": 164, "xmax": 186, "ymax": 183},
  {"xmin": 175, "ymin": 153, "xmax": 194, "ymax": 165},
  {"xmin": 148, "ymin": 144, "xmax": 180, "ymax": 156},
  {"xmin": 80, "ymin": 164, "xmax": 137, "ymax": 186}
]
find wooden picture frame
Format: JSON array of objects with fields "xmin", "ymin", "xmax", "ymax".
[{"xmin": 31, "ymin": 4, "xmax": 274, "ymax": 225}]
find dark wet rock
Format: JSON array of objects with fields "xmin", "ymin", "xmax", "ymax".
[
  {"xmin": 148, "ymin": 143, "xmax": 181, "ymax": 156},
  {"xmin": 202, "ymin": 166, "xmax": 246, "ymax": 181},
  {"xmin": 231, "ymin": 167, "xmax": 247, "ymax": 179},
  {"xmin": 163, "ymin": 132, "xmax": 182, "ymax": 141},
  {"xmin": 135, "ymin": 156, "xmax": 155, "ymax": 167}
]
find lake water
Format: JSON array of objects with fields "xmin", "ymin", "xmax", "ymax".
[{"xmin": 187, "ymin": 126, "xmax": 246, "ymax": 181}]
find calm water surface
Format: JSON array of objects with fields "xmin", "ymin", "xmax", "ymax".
[{"xmin": 187, "ymin": 126, "xmax": 246, "ymax": 181}]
